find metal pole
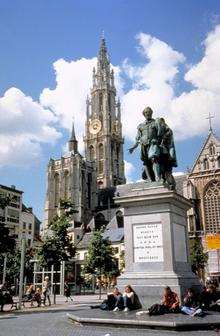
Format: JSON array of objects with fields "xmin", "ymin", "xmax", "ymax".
[
  {"xmin": 33, "ymin": 261, "xmax": 36, "ymax": 289},
  {"xmin": 18, "ymin": 238, "xmax": 26, "ymax": 309},
  {"xmin": 2, "ymin": 254, "xmax": 7, "ymax": 284}
]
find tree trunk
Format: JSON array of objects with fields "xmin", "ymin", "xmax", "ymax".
[{"xmin": 99, "ymin": 266, "xmax": 102, "ymax": 300}]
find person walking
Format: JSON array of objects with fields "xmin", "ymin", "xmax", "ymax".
[
  {"xmin": 42, "ymin": 276, "xmax": 51, "ymax": 306},
  {"xmin": 64, "ymin": 281, "xmax": 73, "ymax": 302}
]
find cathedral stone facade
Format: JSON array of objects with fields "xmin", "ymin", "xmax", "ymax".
[
  {"xmin": 187, "ymin": 130, "xmax": 220, "ymax": 234},
  {"xmin": 84, "ymin": 37, "xmax": 125, "ymax": 188},
  {"xmin": 43, "ymin": 37, "xmax": 125, "ymax": 235},
  {"xmin": 186, "ymin": 130, "xmax": 220, "ymax": 280}
]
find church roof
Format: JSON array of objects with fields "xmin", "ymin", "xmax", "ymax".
[
  {"xmin": 103, "ymin": 228, "xmax": 124, "ymax": 243},
  {"xmin": 190, "ymin": 130, "xmax": 220, "ymax": 173}
]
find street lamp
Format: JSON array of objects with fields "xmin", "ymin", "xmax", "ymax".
[{"xmin": 18, "ymin": 237, "xmax": 26, "ymax": 309}]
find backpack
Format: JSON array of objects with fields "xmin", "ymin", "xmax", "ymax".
[{"xmin": 148, "ymin": 303, "xmax": 165, "ymax": 316}]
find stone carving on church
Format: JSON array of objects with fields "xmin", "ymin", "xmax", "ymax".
[{"xmin": 129, "ymin": 106, "xmax": 177, "ymax": 190}]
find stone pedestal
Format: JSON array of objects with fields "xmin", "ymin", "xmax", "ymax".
[{"xmin": 115, "ymin": 182, "xmax": 201, "ymax": 307}]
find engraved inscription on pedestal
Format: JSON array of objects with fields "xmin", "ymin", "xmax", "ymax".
[{"xmin": 133, "ymin": 223, "xmax": 163, "ymax": 263}]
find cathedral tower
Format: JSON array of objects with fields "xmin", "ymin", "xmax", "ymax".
[{"xmin": 84, "ymin": 36, "xmax": 125, "ymax": 188}]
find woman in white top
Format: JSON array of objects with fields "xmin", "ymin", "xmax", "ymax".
[
  {"xmin": 42, "ymin": 276, "xmax": 51, "ymax": 306},
  {"xmin": 122, "ymin": 285, "xmax": 137, "ymax": 312}
]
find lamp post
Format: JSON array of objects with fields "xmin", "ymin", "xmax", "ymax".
[
  {"xmin": 18, "ymin": 237, "xmax": 26, "ymax": 309},
  {"xmin": 2, "ymin": 254, "xmax": 7, "ymax": 285}
]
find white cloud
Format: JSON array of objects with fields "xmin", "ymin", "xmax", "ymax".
[
  {"xmin": 173, "ymin": 171, "xmax": 185, "ymax": 177},
  {"xmin": 0, "ymin": 88, "xmax": 61, "ymax": 167},
  {"xmin": 40, "ymin": 58, "xmax": 96, "ymax": 135},
  {"xmin": 2, "ymin": 27, "xmax": 220, "ymax": 168},
  {"xmin": 121, "ymin": 27, "xmax": 220, "ymax": 141},
  {"xmin": 185, "ymin": 25, "xmax": 220, "ymax": 93},
  {"xmin": 124, "ymin": 160, "xmax": 135, "ymax": 182},
  {"xmin": 40, "ymin": 57, "xmax": 124, "ymax": 153},
  {"xmin": 121, "ymin": 33, "xmax": 185, "ymax": 140}
]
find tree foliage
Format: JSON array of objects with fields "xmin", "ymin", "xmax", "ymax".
[
  {"xmin": 190, "ymin": 234, "xmax": 208, "ymax": 275},
  {"xmin": 37, "ymin": 200, "xmax": 78, "ymax": 269},
  {"xmin": 84, "ymin": 228, "xmax": 119, "ymax": 278},
  {"xmin": 0, "ymin": 194, "xmax": 16, "ymax": 255},
  {"xmin": 0, "ymin": 246, "xmax": 34, "ymax": 284}
]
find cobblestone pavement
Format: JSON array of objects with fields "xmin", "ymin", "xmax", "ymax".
[{"xmin": 0, "ymin": 311, "xmax": 218, "ymax": 336}]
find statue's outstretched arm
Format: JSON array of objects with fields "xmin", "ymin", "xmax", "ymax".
[
  {"xmin": 128, "ymin": 142, "xmax": 139, "ymax": 154},
  {"xmin": 129, "ymin": 126, "xmax": 141, "ymax": 154}
]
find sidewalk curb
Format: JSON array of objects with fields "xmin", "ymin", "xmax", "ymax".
[
  {"xmin": 67, "ymin": 312, "xmax": 220, "ymax": 331},
  {"xmin": 0, "ymin": 302, "xmax": 101, "ymax": 316}
]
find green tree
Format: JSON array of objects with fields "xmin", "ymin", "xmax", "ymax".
[
  {"xmin": 1, "ymin": 246, "xmax": 34, "ymax": 287},
  {"xmin": 190, "ymin": 234, "xmax": 208, "ymax": 278},
  {"xmin": 0, "ymin": 195, "xmax": 16, "ymax": 255},
  {"xmin": 37, "ymin": 200, "xmax": 80, "ymax": 303},
  {"xmin": 84, "ymin": 228, "xmax": 119, "ymax": 298},
  {"xmin": 0, "ymin": 194, "xmax": 16, "ymax": 284}
]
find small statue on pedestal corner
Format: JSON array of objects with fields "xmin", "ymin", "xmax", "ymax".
[{"xmin": 129, "ymin": 107, "xmax": 177, "ymax": 190}]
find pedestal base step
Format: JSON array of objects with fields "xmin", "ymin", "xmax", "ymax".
[{"xmin": 67, "ymin": 309, "xmax": 220, "ymax": 331}]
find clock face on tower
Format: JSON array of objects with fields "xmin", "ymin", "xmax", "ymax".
[{"xmin": 89, "ymin": 119, "xmax": 102, "ymax": 134}]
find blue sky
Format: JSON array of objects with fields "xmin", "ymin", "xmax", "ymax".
[{"xmin": 0, "ymin": 0, "xmax": 220, "ymax": 220}]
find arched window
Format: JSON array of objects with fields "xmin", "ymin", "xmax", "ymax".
[
  {"xmin": 54, "ymin": 173, "xmax": 60, "ymax": 207},
  {"xmin": 64, "ymin": 171, "xmax": 69, "ymax": 199},
  {"xmin": 98, "ymin": 143, "xmax": 104, "ymax": 174},
  {"xmin": 116, "ymin": 210, "xmax": 124, "ymax": 228},
  {"xmin": 203, "ymin": 180, "xmax": 220, "ymax": 233},
  {"xmin": 203, "ymin": 158, "xmax": 209, "ymax": 170},
  {"xmin": 89, "ymin": 145, "xmax": 95, "ymax": 161},
  {"xmin": 95, "ymin": 213, "xmax": 106, "ymax": 231},
  {"xmin": 209, "ymin": 144, "xmax": 215, "ymax": 155},
  {"xmin": 99, "ymin": 92, "xmax": 103, "ymax": 111}
]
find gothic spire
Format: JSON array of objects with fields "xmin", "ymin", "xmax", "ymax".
[
  {"xmin": 68, "ymin": 119, "xmax": 78, "ymax": 154},
  {"xmin": 96, "ymin": 34, "xmax": 110, "ymax": 86}
]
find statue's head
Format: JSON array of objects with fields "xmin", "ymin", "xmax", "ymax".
[{"xmin": 143, "ymin": 106, "xmax": 153, "ymax": 119}]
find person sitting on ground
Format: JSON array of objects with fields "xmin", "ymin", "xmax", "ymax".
[
  {"xmin": 25, "ymin": 284, "xmax": 35, "ymax": 301},
  {"xmin": 33, "ymin": 288, "xmax": 42, "ymax": 307},
  {"xmin": 120, "ymin": 285, "xmax": 142, "ymax": 312},
  {"xmin": 162, "ymin": 286, "xmax": 180, "ymax": 313},
  {"xmin": 91, "ymin": 286, "xmax": 123, "ymax": 311},
  {"xmin": 0, "ymin": 284, "xmax": 13, "ymax": 312},
  {"xmin": 181, "ymin": 288, "xmax": 203, "ymax": 316},
  {"xmin": 64, "ymin": 281, "xmax": 73, "ymax": 303},
  {"xmin": 136, "ymin": 286, "xmax": 180, "ymax": 316},
  {"xmin": 201, "ymin": 285, "xmax": 220, "ymax": 312}
]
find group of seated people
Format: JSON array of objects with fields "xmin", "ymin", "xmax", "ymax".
[
  {"xmin": 92, "ymin": 284, "xmax": 220, "ymax": 317},
  {"xmin": 23, "ymin": 284, "xmax": 42, "ymax": 307},
  {"xmin": 91, "ymin": 285, "xmax": 142, "ymax": 312}
]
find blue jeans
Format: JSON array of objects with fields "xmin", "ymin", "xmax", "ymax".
[
  {"xmin": 181, "ymin": 306, "xmax": 195, "ymax": 315},
  {"xmin": 123, "ymin": 296, "xmax": 133, "ymax": 309}
]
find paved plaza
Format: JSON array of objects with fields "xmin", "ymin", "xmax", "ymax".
[{"xmin": 0, "ymin": 311, "xmax": 219, "ymax": 336}]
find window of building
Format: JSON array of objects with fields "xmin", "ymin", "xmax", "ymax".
[
  {"xmin": 23, "ymin": 222, "xmax": 26, "ymax": 230},
  {"xmin": 98, "ymin": 144, "xmax": 104, "ymax": 174},
  {"xmin": 89, "ymin": 146, "xmax": 95, "ymax": 161},
  {"xmin": 64, "ymin": 170, "xmax": 69, "ymax": 199},
  {"xmin": 209, "ymin": 144, "xmax": 215, "ymax": 155},
  {"xmin": 203, "ymin": 158, "xmax": 209, "ymax": 170},
  {"xmin": 54, "ymin": 173, "xmax": 60, "ymax": 207},
  {"xmin": 116, "ymin": 210, "xmax": 124, "ymax": 228},
  {"xmin": 95, "ymin": 213, "xmax": 106, "ymax": 230},
  {"xmin": 203, "ymin": 180, "xmax": 220, "ymax": 233},
  {"xmin": 217, "ymin": 157, "xmax": 220, "ymax": 168},
  {"xmin": 99, "ymin": 92, "xmax": 103, "ymax": 111},
  {"xmin": 28, "ymin": 223, "xmax": 32, "ymax": 231}
]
